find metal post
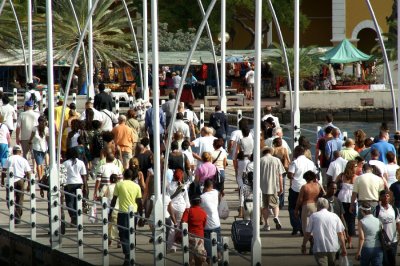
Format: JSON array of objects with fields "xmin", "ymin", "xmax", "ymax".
[
  {"xmin": 220, "ymin": 0, "xmax": 227, "ymax": 112},
  {"xmin": 128, "ymin": 206, "xmax": 136, "ymax": 266},
  {"xmin": 8, "ymin": 171, "xmax": 15, "ymax": 232},
  {"xmin": 129, "ymin": 96, "xmax": 134, "ymax": 109},
  {"xmin": 343, "ymin": 131, "xmax": 348, "ymax": 141},
  {"xmin": 88, "ymin": 0, "xmax": 94, "ymax": 101},
  {"xmin": 76, "ymin": 189, "xmax": 83, "ymax": 259},
  {"xmin": 200, "ymin": 104, "xmax": 205, "ymax": 129},
  {"xmin": 46, "ymin": 0, "xmax": 61, "ymax": 249},
  {"xmin": 237, "ymin": 109, "xmax": 242, "ymax": 129},
  {"xmin": 143, "ymin": 0, "xmax": 149, "ymax": 101},
  {"xmin": 222, "ymin": 237, "xmax": 229, "ymax": 265},
  {"xmin": 181, "ymin": 223, "xmax": 189, "ymax": 265},
  {"xmin": 72, "ymin": 92, "xmax": 77, "ymax": 105},
  {"xmin": 365, "ymin": 0, "xmax": 397, "ymax": 130},
  {"xmin": 27, "ymin": 0, "xmax": 33, "ymax": 83},
  {"xmin": 266, "ymin": 0, "xmax": 294, "ymax": 149},
  {"xmin": 42, "ymin": 90, "xmax": 47, "ymax": 111},
  {"xmin": 151, "ymin": 0, "xmax": 164, "ymax": 264},
  {"xmin": 196, "ymin": 0, "xmax": 220, "ymax": 97},
  {"xmin": 13, "ymin": 88, "xmax": 17, "ymax": 111},
  {"xmin": 30, "ymin": 173, "xmax": 36, "ymax": 241},
  {"xmin": 251, "ymin": 0, "xmax": 262, "ymax": 264},
  {"xmin": 101, "ymin": 197, "xmax": 109, "ymax": 265},
  {"xmin": 293, "ymin": 0, "xmax": 301, "ymax": 149},
  {"xmin": 210, "ymin": 232, "xmax": 218, "ymax": 266},
  {"xmin": 115, "ymin": 97, "xmax": 120, "ymax": 115}
]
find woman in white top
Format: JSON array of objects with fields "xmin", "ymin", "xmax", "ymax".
[
  {"xmin": 386, "ymin": 151, "xmax": 399, "ymax": 187},
  {"xmin": 29, "ymin": 116, "xmax": 49, "ymax": 180},
  {"xmin": 0, "ymin": 114, "xmax": 11, "ymax": 167},
  {"xmin": 167, "ymin": 168, "xmax": 190, "ymax": 252},
  {"xmin": 0, "ymin": 95, "xmax": 17, "ymax": 136},
  {"xmin": 62, "ymin": 148, "xmax": 87, "ymax": 225},
  {"xmin": 336, "ymin": 160, "xmax": 357, "ymax": 249},
  {"xmin": 211, "ymin": 138, "xmax": 227, "ymax": 191}
]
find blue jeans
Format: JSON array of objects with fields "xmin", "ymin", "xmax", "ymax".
[
  {"xmin": 288, "ymin": 188, "xmax": 302, "ymax": 231},
  {"xmin": 361, "ymin": 247, "xmax": 383, "ymax": 266},
  {"xmin": 204, "ymin": 227, "xmax": 222, "ymax": 259}
]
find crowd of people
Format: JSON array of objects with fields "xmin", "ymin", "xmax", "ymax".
[{"xmin": 2, "ymin": 82, "xmax": 400, "ymax": 266}]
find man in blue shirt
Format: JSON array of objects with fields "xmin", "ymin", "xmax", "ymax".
[
  {"xmin": 371, "ymin": 130, "xmax": 396, "ymax": 164},
  {"xmin": 145, "ymin": 104, "xmax": 166, "ymax": 152},
  {"xmin": 325, "ymin": 128, "xmax": 343, "ymax": 164},
  {"xmin": 317, "ymin": 114, "xmax": 342, "ymax": 140}
]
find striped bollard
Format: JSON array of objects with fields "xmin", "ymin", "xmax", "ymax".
[
  {"xmin": 129, "ymin": 96, "xmax": 134, "ymax": 109},
  {"xmin": 56, "ymin": 91, "xmax": 61, "ymax": 101},
  {"xmin": 128, "ymin": 206, "xmax": 136, "ymax": 266},
  {"xmin": 317, "ymin": 126, "xmax": 321, "ymax": 141},
  {"xmin": 8, "ymin": 171, "xmax": 15, "ymax": 232},
  {"xmin": 222, "ymin": 237, "xmax": 230, "ymax": 265},
  {"xmin": 101, "ymin": 197, "xmax": 109, "ymax": 265},
  {"xmin": 76, "ymin": 189, "xmax": 83, "ymax": 259},
  {"xmin": 42, "ymin": 90, "xmax": 47, "ymax": 111},
  {"xmin": 13, "ymin": 88, "xmax": 17, "ymax": 111},
  {"xmin": 182, "ymin": 223, "xmax": 189, "ymax": 265},
  {"xmin": 200, "ymin": 104, "xmax": 205, "ymax": 130},
  {"xmin": 112, "ymin": 96, "xmax": 116, "ymax": 112},
  {"xmin": 72, "ymin": 93, "xmax": 77, "ymax": 105},
  {"xmin": 211, "ymin": 232, "xmax": 218, "ymax": 266},
  {"xmin": 237, "ymin": 110, "xmax": 242, "ymax": 129},
  {"xmin": 343, "ymin": 131, "xmax": 348, "ymax": 141},
  {"xmin": 115, "ymin": 97, "xmax": 120, "ymax": 115},
  {"xmin": 30, "ymin": 173, "xmax": 37, "ymax": 241}
]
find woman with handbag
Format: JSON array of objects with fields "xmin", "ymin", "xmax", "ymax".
[{"xmin": 211, "ymin": 138, "xmax": 227, "ymax": 191}]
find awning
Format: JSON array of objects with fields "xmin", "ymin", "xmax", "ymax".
[{"xmin": 319, "ymin": 39, "xmax": 372, "ymax": 64}]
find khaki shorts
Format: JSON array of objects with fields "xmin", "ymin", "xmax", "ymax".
[{"xmin": 262, "ymin": 194, "xmax": 279, "ymax": 208}]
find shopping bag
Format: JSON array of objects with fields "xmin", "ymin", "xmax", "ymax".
[
  {"xmin": 218, "ymin": 197, "xmax": 230, "ymax": 220},
  {"xmin": 88, "ymin": 203, "xmax": 98, "ymax": 224},
  {"xmin": 339, "ymin": 255, "xmax": 350, "ymax": 266}
]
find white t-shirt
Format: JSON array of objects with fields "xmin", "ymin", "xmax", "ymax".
[
  {"xmin": 31, "ymin": 126, "xmax": 48, "ymax": 152},
  {"xmin": 62, "ymin": 158, "xmax": 87, "ymax": 185},
  {"xmin": 183, "ymin": 109, "xmax": 199, "ymax": 125},
  {"xmin": 171, "ymin": 120, "xmax": 190, "ymax": 139},
  {"xmin": 24, "ymin": 90, "xmax": 42, "ymax": 103},
  {"xmin": 96, "ymin": 162, "xmax": 123, "ymax": 181},
  {"xmin": 369, "ymin": 159, "xmax": 388, "ymax": 178},
  {"xmin": 229, "ymin": 129, "xmax": 243, "ymax": 158},
  {"xmin": 100, "ymin": 109, "xmax": 118, "ymax": 132},
  {"xmin": 192, "ymin": 136, "xmax": 217, "ymax": 157},
  {"xmin": 0, "ymin": 123, "xmax": 9, "ymax": 144},
  {"xmin": 173, "ymin": 75, "xmax": 181, "ymax": 89},
  {"xmin": 386, "ymin": 164, "xmax": 400, "ymax": 186},
  {"xmin": 4, "ymin": 154, "xmax": 31, "ymax": 182},
  {"xmin": 376, "ymin": 204, "xmax": 400, "ymax": 243},
  {"xmin": 245, "ymin": 70, "xmax": 254, "ymax": 84},
  {"xmin": 80, "ymin": 108, "xmax": 104, "ymax": 122},
  {"xmin": 264, "ymin": 136, "xmax": 292, "ymax": 155},
  {"xmin": 167, "ymin": 181, "xmax": 190, "ymax": 213},
  {"xmin": 0, "ymin": 104, "xmax": 17, "ymax": 131},
  {"xmin": 326, "ymin": 157, "xmax": 348, "ymax": 180},
  {"xmin": 183, "ymin": 149, "xmax": 195, "ymax": 166},
  {"xmin": 201, "ymin": 189, "xmax": 221, "ymax": 230},
  {"xmin": 17, "ymin": 110, "xmax": 40, "ymax": 140},
  {"xmin": 211, "ymin": 148, "xmax": 227, "ymax": 170},
  {"xmin": 288, "ymin": 155, "xmax": 317, "ymax": 192},
  {"xmin": 306, "ymin": 209, "xmax": 345, "ymax": 253}
]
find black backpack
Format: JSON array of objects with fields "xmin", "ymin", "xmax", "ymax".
[
  {"xmin": 213, "ymin": 114, "xmax": 221, "ymax": 129},
  {"xmin": 91, "ymin": 132, "xmax": 104, "ymax": 158}
]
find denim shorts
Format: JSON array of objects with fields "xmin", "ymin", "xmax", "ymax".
[{"xmin": 33, "ymin": 150, "xmax": 46, "ymax": 165}]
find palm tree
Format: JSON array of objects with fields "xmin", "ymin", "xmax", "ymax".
[{"xmin": 268, "ymin": 43, "xmax": 323, "ymax": 89}]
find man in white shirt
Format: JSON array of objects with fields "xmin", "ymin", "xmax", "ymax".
[
  {"xmin": 201, "ymin": 179, "xmax": 221, "ymax": 262},
  {"xmin": 0, "ymin": 95, "xmax": 17, "ymax": 136},
  {"xmin": 16, "ymin": 101, "xmax": 40, "ymax": 163},
  {"xmin": 190, "ymin": 127, "xmax": 217, "ymax": 161},
  {"xmin": 244, "ymin": 67, "xmax": 254, "ymax": 100},
  {"xmin": 288, "ymin": 146, "xmax": 317, "ymax": 235},
  {"xmin": 261, "ymin": 105, "xmax": 280, "ymax": 127},
  {"xmin": 1, "ymin": 145, "xmax": 32, "ymax": 224},
  {"xmin": 24, "ymin": 83, "xmax": 42, "ymax": 112},
  {"xmin": 264, "ymin": 127, "xmax": 292, "ymax": 156},
  {"xmin": 100, "ymin": 101, "xmax": 118, "ymax": 132},
  {"xmin": 80, "ymin": 101, "xmax": 104, "ymax": 122},
  {"xmin": 326, "ymin": 151, "xmax": 348, "ymax": 185},
  {"xmin": 302, "ymin": 198, "xmax": 347, "ymax": 263},
  {"xmin": 170, "ymin": 112, "xmax": 190, "ymax": 140},
  {"xmin": 172, "ymin": 71, "xmax": 182, "ymax": 89},
  {"xmin": 94, "ymin": 153, "xmax": 122, "ymax": 200},
  {"xmin": 368, "ymin": 149, "xmax": 388, "ymax": 180}
]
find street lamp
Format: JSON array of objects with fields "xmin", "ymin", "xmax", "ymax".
[{"xmin": 217, "ymin": 32, "xmax": 230, "ymax": 43}]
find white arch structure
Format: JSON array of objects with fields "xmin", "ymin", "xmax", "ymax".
[{"xmin": 351, "ymin": 19, "xmax": 380, "ymax": 40}]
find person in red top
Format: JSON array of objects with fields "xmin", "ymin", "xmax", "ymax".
[{"xmin": 181, "ymin": 195, "xmax": 207, "ymax": 266}]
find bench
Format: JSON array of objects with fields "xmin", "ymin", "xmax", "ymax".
[{"xmin": 204, "ymin": 94, "xmax": 245, "ymax": 107}]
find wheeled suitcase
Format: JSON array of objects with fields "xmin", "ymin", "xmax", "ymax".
[{"xmin": 231, "ymin": 219, "xmax": 253, "ymax": 253}]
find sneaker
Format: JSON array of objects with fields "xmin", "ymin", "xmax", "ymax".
[
  {"xmin": 291, "ymin": 229, "xmax": 298, "ymax": 236},
  {"xmin": 273, "ymin": 217, "xmax": 282, "ymax": 230},
  {"xmin": 262, "ymin": 225, "xmax": 271, "ymax": 231}
]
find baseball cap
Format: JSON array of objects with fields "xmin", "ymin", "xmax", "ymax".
[
  {"xmin": 13, "ymin": 145, "xmax": 22, "ymax": 151},
  {"xmin": 25, "ymin": 100, "xmax": 34, "ymax": 107}
]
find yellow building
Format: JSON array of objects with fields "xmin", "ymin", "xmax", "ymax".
[{"xmin": 230, "ymin": 0, "xmax": 392, "ymax": 53}]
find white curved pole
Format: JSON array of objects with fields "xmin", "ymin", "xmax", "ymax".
[
  {"xmin": 88, "ymin": 0, "xmax": 94, "ymax": 100},
  {"xmin": 220, "ymin": 0, "xmax": 226, "ymax": 111},
  {"xmin": 252, "ymin": 0, "xmax": 262, "ymax": 264},
  {"xmin": 365, "ymin": 0, "xmax": 398, "ymax": 130},
  {"xmin": 196, "ymin": 0, "xmax": 220, "ymax": 97},
  {"xmin": 0, "ymin": 0, "xmax": 5, "ymax": 15},
  {"xmin": 266, "ymin": 0, "xmax": 294, "ymax": 148},
  {"xmin": 162, "ymin": 0, "xmax": 218, "ymax": 218},
  {"xmin": 57, "ymin": 0, "xmax": 100, "ymax": 167},
  {"xmin": 9, "ymin": 0, "xmax": 28, "ymax": 83},
  {"xmin": 293, "ymin": 0, "xmax": 301, "ymax": 148},
  {"xmin": 142, "ymin": 0, "xmax": 149, "ymax": 101},
  {"xmin": 121, "ymin": 0, "xmax": 144, "ymax": 97},
  {"xmin": 68, "ymin": 0, "xmax": 89, "ymax": 90},
  {"xmin": 27, "ymin": 0, "xmax": 33, "ymax": 83}
]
